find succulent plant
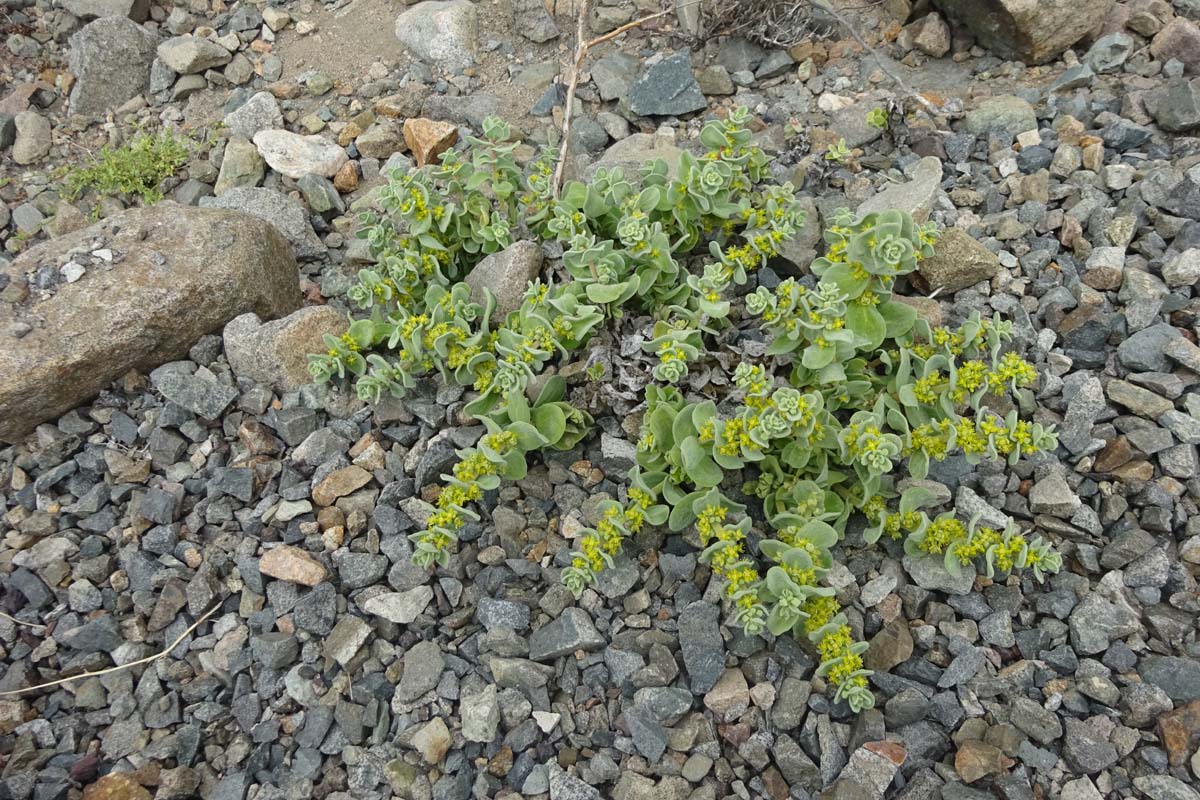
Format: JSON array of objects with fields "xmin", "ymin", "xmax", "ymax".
[{"xmin": 311, "ymin": 108, "xmax": 1060, "ymax": 715}]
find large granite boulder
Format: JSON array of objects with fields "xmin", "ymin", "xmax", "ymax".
[
  {"xmin": 0, "ymin": 204, "xmax": 299, "ymax": 442},
  {"xmin": 933, "ymin": 0, "xmax": 1115, "ymax": 65}
]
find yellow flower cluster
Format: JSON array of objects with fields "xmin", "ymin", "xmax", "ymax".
[
  {"xmin": 992, "ymin": 351, "xmax": 1038, "ymax": 390},
  {"xmin": 816, "ymin": 625, "xmax": 868, "ymax": 691},
  {"xmin": 913, "ymin": 372, "xmax": 943, "ymax": 405},
  {"xmin": 793, "ymin": 594, "xmax": 869, "ymax": 696},
  {"xmin": 570, "ymin": 487, "xmax": 656, "ymax": 574},
  {"xmin": 916, "ymin": 516, "xmax": 1032, "ymax": 572},
  {"xmin": 416, "ymin": 431, "xmax": 520, "ymax": 559},
  {"xmin": 696, "ymin": 504, "xmax": 765, "ymax": 618},
  {"xmin": 952, "ymin": 361, "xmax": 988, "ymax": 403},
  {"xmin": 907, "ymin": 415, "xmax": 1042, "ymax": 461},
  {"xmin": 717, "ymin": 417, "xmax": 750, "ymax": 457}
]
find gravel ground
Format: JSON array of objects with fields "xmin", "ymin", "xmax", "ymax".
[{"xmin": 3, "ymin": 1, "xmax": 1200, "ymax": 799}]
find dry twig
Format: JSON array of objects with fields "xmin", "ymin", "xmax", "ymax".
[
  {"xmin": 0, "ymin": 602, "xmax": 220, "ymax": 697},
  {"xmin": 0, "ymin": 611, "xmax": 47, "ymax": 630},
  {"xmin": 551, "ymin": 3, "xmax": 673, "ymax": 197}
]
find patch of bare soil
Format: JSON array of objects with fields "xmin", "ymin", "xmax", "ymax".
[{"xmin": 275, "ymin": 0, "xmax": 412, "ymax": 84}]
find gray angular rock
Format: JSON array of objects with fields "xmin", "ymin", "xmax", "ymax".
[
  {"xmin": 582, "ymin": 132, "xmax": 684, "ymax": 183},
  {"xmin": 514, "ymin": 0, "xmax": 558, "ymax": 43},
  {"xmin": 623, "ymin": 705, "xmax": 668, "ymax": 761},
  {"xmin": 324, "ymin": 618, "xmax": 369, "ymax": 666},
  {"xmin": 1084, "ymin": 32, "xmax": 1134, "ymax": 73},
  {"xmin": 398, "ymin": 640, "xmax": 445, "ymax": 702},
  {"xmin": 0, "ymin": 204, "xmax": 298, "ymax": 443},
  {"xmin": 1028, "ymin": 472, "xmax": 1080, "ymax": 517},
  {"xmin": 1008, "ymin": 696, "xmax": 1063, "ymax": 744},
  {"xmin": 214, "ymin": 136, "xmax": 264, "ymax": 195},
  {"xmin": 155, "ymin": 369, "xmax": 237, "ymax": 421},
  {"xmin": 857, "ymin": 156, "xmax": 943, "ymax": 223},
  {"xmin": 297, "ymin": 174, "xmax": 343, "ymax": 215},
  {"xmin": 200, "ymin": 187, "xmax": 326, "ymax": 259},
  {"xmin": 223, "ymin": 307, "xmax": 347, "ymax": 392},
  {"xmin": 678, "ymin": 601, "xmax": 725, "ymax": 693},
  {"xmin": 1069, "ymin": 592, "xmax": 1140, "ymax": 655},
  {"xmin": 464, "ymin": 241, "xmax": 543, "ymax": 318},
  {"xmin": 67, "ymin": 17, "xmax": 159, "ymax": 116},
  {"xmin": 529, "ymin": 607, "xmax": 605, "ymax": 661},
  {"xmin": 224, "ymin": 92, "xmax": 284, "ymax": 140},
  {"xmin": 591, "ymin": 52, "xmax": 640, "ymax": 102},
  {"xmin": 11, "ymin": 111, "xmax": 51, "ymax": 165},
  {"xmin": 1163, "ymin": 249, "xmax": 1200, "ymax": 287},
  {"xmin": 916, "ymin": 227, "xmax": 999, "ymax": 292},
  {"xmin": 361, "ymin": 586, "xmax": 433, "ymax": 624},
  {"xmin": 476, "ymin": 598, "xmax": 531, "ymax": 632},
  {"xmin": 61, "ymin": 0, "xmax": 149, "ymax": 20},
  {"xmin": 903, "ymin": 553, "xmax": 974, "ymax": 595},
  {"xmin": 627, "ymin": 50, "xmax": 707, "ymax": 117},
  {"xmin": 1133, "ymin": 776, "xmax": 1200, "ymax": 800},
  {"xmin": 547, "ymin": 763, "xmax": 601, "ymax": 800},
  {"xmin": 1138, "ymin": 656, "xmax": 1200, "ymax": 702},
  {"xmin": 1118, "ymin": 323, "xmax": 1182, "ymax": 372},
  {"xmin": 461, "ymin": 683, "xmax": 500, "ymax": 742},
  {"xmin": 157, "ymin": 35, "xmax": 231, "ymax": 74},
  {"xmin": 251, "ymin": 632, "xmax": 299, "ymax": 669},
  {"xmin": 964, "ymin": 95, "xmax": 1037, "ymax": 136},
  {"xmin": 1062, "ymin": 717, "xmax": 1119, "ymax": 774}
]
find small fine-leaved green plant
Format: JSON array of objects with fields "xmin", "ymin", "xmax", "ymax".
[
  {"xmin": 311, "ymin": 108, "xmax": 1061, "ymax": 713},
  {"xmin": 62, "ymin": 129, "xmax": 192, "ymax": 206}
]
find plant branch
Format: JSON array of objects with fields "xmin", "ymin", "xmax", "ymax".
[
  {"xmin": 551, "ymin": 4, "xmax": 673, "ymax": 198},
  {"xmin": 0, "ymin": 602, "xmax": 220, "ymax": 697},
  {"xmin": 0, "ymin": 611, "xmax": 46, "ymax": 630}
]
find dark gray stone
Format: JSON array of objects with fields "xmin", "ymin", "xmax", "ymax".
[
  {"xmin": 678, "ymin": 601, "xmax": 724, "ymax": 693},
  {"xmin": 627, "ymin": 50, "xmax": 707, "ymax": 117},
  {"xmin": 150, "ymin": 363, "xmax": 238, "ymax": 419},
  {"xmin": 1138, "ymin": 656, "xmax": 1200, "ymax": 702},
  {"xmin": 529, "ymin": 608, "xmax": 605, "ymax": 661}
]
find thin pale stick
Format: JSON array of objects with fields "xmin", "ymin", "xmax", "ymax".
[
  {"xmin": 0, "ymin": 611, "xmax": 47, "ymax": 630},
  {"xmin": 551, "ymin": 5, "xmax": 673, "ymax": 198},
  {"xmin": 552, "ymin": 0, "xmax": 593, "ymax": 199},
  {"xmin": 0, "ymin": 602, "xmax": 220, "ymax": 697}
]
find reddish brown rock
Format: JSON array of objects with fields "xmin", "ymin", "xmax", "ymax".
[
  {"xmin": 1159, "ymin": 699, "xmax": 1200, "ymax": 767},
  {"xmin": 955, "ymin": 739, "xmax": 1013, "ymax": 783},
  {"xmin": 1152, "ymin": 18, "xmax": 1200, "ymax": 74},
  {"xmin": 333, "ymin": 160, "xmax": 360, "ymax": 192},
  {"xmin": 1093, "ymin": 436, "xmax": 1134, "ymax": 473},
  {"xmin": 403, "ymin": 118, "xmax": 458, "ymax": 167},
  {"xmin": 864, "ymin": 740, "xmax": 907, "ymax": 766},
  {"xmin": 313, "ymin": 465, "xmax": 372, "ymax": 506},
  {"xmin": 864, "ymin": 619, "xmax": 913, "ymax": 672},
  {"xmin": 83, "ymin": 774, "xmax": 151, "ymax": 800},
  {"xmin": 259, "ymin": 545, "xmax": 328, "ymax": 586}
]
